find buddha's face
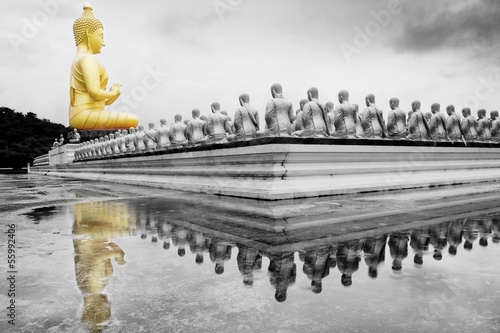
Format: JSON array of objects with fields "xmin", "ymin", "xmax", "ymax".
[{"xmin": 88, "ymin": 27, "xmax": 105, "ymax": 54}]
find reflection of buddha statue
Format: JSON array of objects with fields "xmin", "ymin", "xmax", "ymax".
[
  {"xmin": 462, "ymin": 218, "xmax": 479, "ymax": 251},
  {"xmin": 477, "ymin": 109, "xmax": 492, "ymax": 141},
  {"xmin": 445, "ymin": 105, "xmax": 463, "ymax": 142},
  {"xmin": 69, "ymin": 4, "xmax": 138, "ymax": 130},
  {"xmin": 185, "ymin": 109, "xmax": 208, "ymax": 144},
  {"xmin": 477, "ymin": 218, "xmax": 492, "ymax": 247},
  {"xmin": 429, "ymin": 103, "xmax": 447, "ymax": 141},
  {"xmin": 386, "ymin": 97, "xmax": 406, "ymax": 139},
  {"xmin": 333, "ymin": 90, "xmax": 357, "ymax": 138},
  {"xmin": 72, "ymin": 201, "xmax": 132, "ymax": 333},
  {"xmin": 363, "ymin": 234, "xmax": 387, "ymax": 278},
  {"xmin": 232, "ymin": 94, "xmax": 260, "ymax": 140},
  {"xmin": 460, "ymin": 107, "xmax": 478, "ymax": 142},
  {"xmin": 293, "ymin": 99, "xmax": 308, "ymax": 131},
  {"xmin": 258, "ymin": 83, "xmax": 295, "ymax": 137},
  {"xmin": 492, "ymin": 218, "xmax": 500, "ymax": 243},
  {"xmin": 188, "ymin": 231, "xmax": 210, "ymax": 265},
  {"xmin": 294, "ymin": 87, "xmax": 329, "ymax": 137},
  {"xmin": 361, "ymin": 94, "xmax": 386, "ymax": 139},
  {"xmin": 490, "ymin": 111, "xmax": 500, "ymax": 142}
]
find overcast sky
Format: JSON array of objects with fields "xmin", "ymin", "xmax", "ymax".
[{"xmin": 1, "ymin": 0, "xmax": 500, "ymax": 126}]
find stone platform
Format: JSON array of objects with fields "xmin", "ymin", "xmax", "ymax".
[{"xmin": 30, "ymin": 137, "xmax": 500, "ymax": 200}]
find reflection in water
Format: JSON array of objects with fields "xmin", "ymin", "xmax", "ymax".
[
  {"xmin": 72, "ymin": 202, "xmax": 132, "ymax": 333},
  {"xmin": 69, "ymin": 198, "xmax": 500, "ymax": 332}
]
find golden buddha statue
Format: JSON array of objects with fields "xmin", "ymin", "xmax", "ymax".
[{"xmin": 69, "ymin": 3, "xmax": 139, "ymax": 130}]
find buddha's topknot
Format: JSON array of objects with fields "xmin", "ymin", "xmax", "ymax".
[{"xmin": 73, "ymin": 3, "xmax": 103, "ymax": 46}]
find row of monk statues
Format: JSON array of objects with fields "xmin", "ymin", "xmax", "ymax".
[
  {"xmin": 73, "ymin": 85, "xmax": 500, "ymax": 160},
  {"xmin": 140, "ymin": 216, "xmax": 499, "ymax": 302},
  {"xmin": 73, "ymin": 86, "xmax": 500, "ymax": 160}
]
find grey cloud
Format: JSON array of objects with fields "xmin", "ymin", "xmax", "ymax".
[{"xmin": 392, "ymin": 0, "xmax": 500, "ymax": 53}]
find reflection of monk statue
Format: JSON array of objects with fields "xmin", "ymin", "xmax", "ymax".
[
  {"xmin": 447, "ymin": 220, "xmax": 463, "ymax": 255},
  {"xmin": 333, "ymin": 90, "xmax": 357, "ymax": 138},
  {"xmin": 462, "ymin": 218, "xmax": 479, "ymax": 250},
  {"xmin": 69, "ymin": 4, "xmax": 138, "ymax": 130},
  {"xmin": 299, "ymin": 246, "xmax": 331, "ymax": 293},
  {"xmin": 336, "ymin": 240, "xmax": 363, "ymax": 286},
  {"xmin": 209, "ymin": 239, "xmax": 232, "ymax": 275},
  {"xmin": 429, "ymin": 103, "xmax": 447, "ymax": 141},
  {"xmin": 388, "ymin": 232, "xmax": 409, "ymax": 271},
  {"xmin": 258, "ymin": 83, "xmax": 295, "ymax": 137},
  {"xmin": 363, "ymin": 234, "xmax": 387, "ymax": 278},
  {"xmin": 293, "ymin": 99, "xmax": 308, "ymax": 131},
  {"xmin": 429, "ymin": 222, "xmax": 448, "ymax": 261},
  {"xmin": 237, "ymin": 245, "xmax": 262, "ymax": 287},
  {"xmin": 267, "ymin": 252, "xmax": 296, "ymax": 302},
  {"xmin": 445, "ymin": 105, "xmax": 463, "ymax": 142},
  {"xmin": 407, "ymin": 100, "xmax": 430, "ymax": 140},
  {"xmin": 386, "ymin": 97, "xmax": 406, "ymax": 139},
  {"xmin": 460, "ymin": 107, "xmax": 478, "ymax": 142},
  {"xmin": 188, "ymin": 231, "xmax": 210, "ymax": 264},
  {"xmin": 294, "ymin": 87, "xmax": 329, "ymax": 137},
  {"xmin": 361, "ymin": 94, "xmax": 386, "ymax": 139},
  {"xmin": 186, "ymin": 109, "xmax": 208, "ymax": 144},
  {"xmin": 72, "ymin": 202, "xmax": 131, "ymax": 333},
  {"xmin": 232, "ymin": 94, "xmax": 260, "ymax": 140},
  {"xmin": 476, "ymin": 109, "xmax": 492, "ymax": 141},
  {"xmin": 410, "ymin": 227, "xmax": 430, "ymax": 265}
]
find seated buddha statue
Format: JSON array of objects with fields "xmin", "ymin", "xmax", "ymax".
[
  {"xmin": 186, "ymin": 109, "xmax": 208, "ymax": 144},
  {"xmin": 428, "ymin": 103, "xmax": 447, "ymax": 141},
  {"xmin": 69, "ymin": 4, "xmax": 138, "ymax": 130},
  {"xmin": 155, "ymin": 119, "xmax": 171, "ymax": 149},
  {"xmin": 293, "ymin": 99, "xmax": 308, "ymax": 131},
  {"xmin": 445, "ymin": 105, "xmax": 463, "ymax": 142},
  {"xmin": 232, "ymin": 94, "xmax": 260, "ymax": 141},
  {"xmin": 407, "ymin": 100, "xmax": 430, "ymax": 140},
  {"xmin": 257, "ymin": 83, "xmax": 295, "ymax": 137},
  {"xmin": 361, "ymin": 94, "xmax": 386, "ymax": 139},
  {"xmin": 207, "ymin": 102, "xmax": 231, "ymax": 143},
  {"xmin": 294, "ymin": 87, "xmax": 329, "ymax": 137},
  {"xmin": 169, "ymin": 114, "xmax": 189, "ymax": 146}
]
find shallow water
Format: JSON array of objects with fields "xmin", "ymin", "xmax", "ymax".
[{"xmin": 1, "ymin": 176, "xmax": 500, "ymax": 332}]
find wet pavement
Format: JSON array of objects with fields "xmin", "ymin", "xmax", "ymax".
[{"xmin": 0, "ymin": 174, "xmax": 499, "ymax": 332}]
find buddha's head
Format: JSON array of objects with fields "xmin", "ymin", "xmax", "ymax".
[
  {"xmin": 307, "ymin": 87, "xmax": 319, "ymax": 101},
  {"xmin": 109, "ymin": 133, "xmax": 114, "ymax": 140},
  {"xmin": 160, "ymin": 119, "xmax": 167, "ymax": 126},
  {"xmin": 138, "ymin": 125, "xmax": 144, "ymax": 132},
  {"xmin": 338, "ymin": 90, "xmax": 349, "ymax": 103},
  {"xmin": 431, "ymin": 103, "xmax": 440, "ymax": 114},
  {"xmin": 389, "ymin": 97, "xmax": 399, "ymax": 110},
  {"xmin": 365, "ymin": 94, "xmax": 375, "ymax": 107},
  {"xmin": 491, "ymin": 110, "xmax": 499, "ymax": 120},
  {"xmin": 220, "ymin": 110, "xmax": 228, "ymax": 117},
  {"xmin": 446, "ymin": 105, "xmax": 455, "ymax": 116},
  {"xmin": 148, "ymin": 122, "xmax": 155, "ymax": 129},
  {"xmin": 192, "ymin": 109, "xmax": 200, "ymax": 119},
  {"xmin": 183, "ymin": 119, "xmax": 189, "ymax": 125},
  {"xmin": 129, "ymin": 127, "xmax": 136, "ymax": 134},
  {"xmin": 270, "ymin": 83, "xmax": 283, "ymax": 98},
  {"xmin": 174, "ymin": 114, "xmax": 183, "ymax": 123},
  {"xmin": 477, "ymin": 109, "xmax": 486, "ymax": 119},
  {"xmin": 121, "ymin": 129, "xmax": 128, "ymax": 135},
  {"xmin": 104, "ymin": 135, "xmax": 109, "ymax": 141},
  {"xmin": 411, "ymin": 100, "xmax": 421, "ymax": 112},
  {"xmin": 73, "ymin": 3, "xmax": 105, "ymax": 54},
  {"xmin": 462, "ymin": 107, "xmax": 471, "ymax": 117},
  {"xmin": 239, "ymin": 93, "xmax": 250, "ymax": 106}
]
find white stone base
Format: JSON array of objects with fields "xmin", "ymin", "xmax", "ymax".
[{"xmin": 30, "ymin": 141, "xmax": 500, "ymax": 200}]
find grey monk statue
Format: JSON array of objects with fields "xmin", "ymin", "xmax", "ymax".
[
  {"xmin": 429, "ymin": 103, "xmax": 447, "ymax": 141},
  {"xmin": 407, "ymin": 100, "xmax": 430, "ymax": 141},
  {"xmin": 361, "ymin": 94, "xmax": 386, "ymax": 139},
  {"xmin": 332, "ymin": 90, "xmax": 357, "ymax": 138},
  {"xmin": 386, "ymin": 97, "xmax": 406, "ymax": 140},
  {"xmin": 445, "ymin": 105, "xmax": 462, "ymax": 142},
  {"xmin": 259, "ymin": 83, "xmax": 295, "ymax": 137},
  {"xmin": 207, "ymin": 102, "xmax": 231, "ymax": 143},
  {"xmin": 186, "ymin": 109, "xmax": 208, "ymax": 145},
  {"xmin": 461, "ymin": 107, "xmax": 478, "ymax": 142},
  {"xmin": 232, "ymin": 93, "xmax": 259, "ymax": 140},
  {"xmin": 294, "ymin": 87, "xmax": 329, "ymax": 137}
]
